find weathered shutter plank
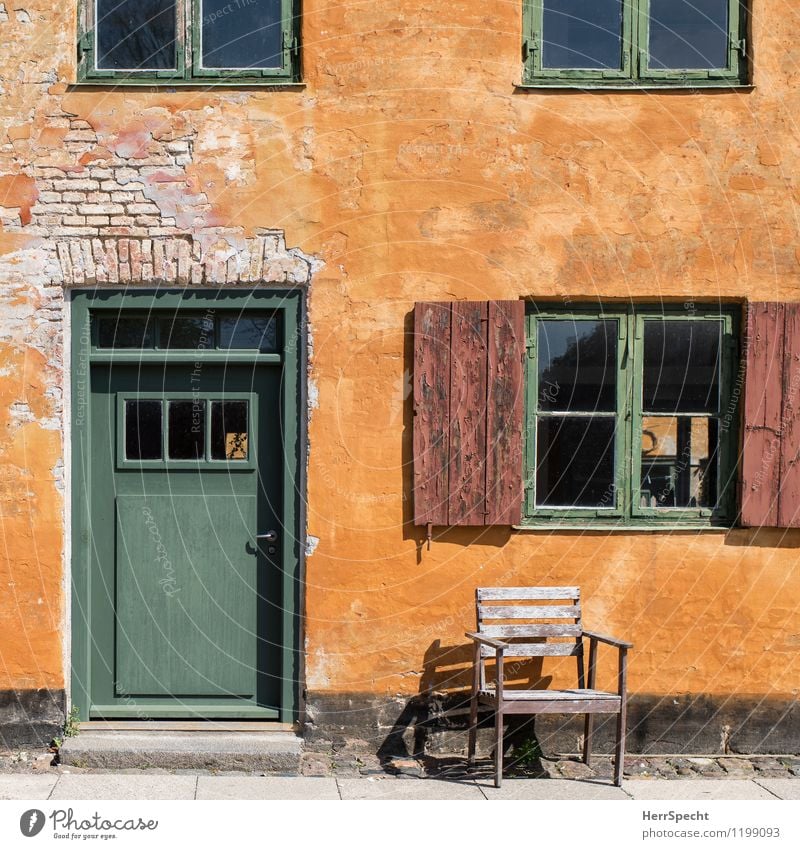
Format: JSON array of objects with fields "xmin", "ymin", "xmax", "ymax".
[
  {"xmin": 485, "ymin": 300, "xmax": 525, "ymax": 524},
  {"xmin": 778, "ymin": 303, "xmax": 800, "ymax": 527},
  {"xmin": 448, "ymin": 302, "xmax": 488, "ymax": 525},
  {"xmin": 741, "ymin": 302, "xmax": 784, "ymax": 527},
  {"xmin": 413, "ymin": 302, "xmax": 451, "ymax": 525}
]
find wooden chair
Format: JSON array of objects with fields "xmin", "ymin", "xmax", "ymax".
[{"xmin": 466, "ymin": 586, "xmax": 632, "ymax": 787}]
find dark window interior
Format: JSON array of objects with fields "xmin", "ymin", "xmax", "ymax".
[{"xmin": 96, "ymin": 0, "xmax": 177, "ymax": 70}]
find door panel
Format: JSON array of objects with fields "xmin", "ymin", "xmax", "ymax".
[{"xmin": 115, "ymin": 494, "xmax": 257, "ymax": 697}]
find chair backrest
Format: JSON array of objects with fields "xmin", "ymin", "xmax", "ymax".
[{"xmin": 476, "ymin": 586, "xmax": 583, "ymax": 658}]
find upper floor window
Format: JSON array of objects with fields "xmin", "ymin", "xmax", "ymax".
[
  {"xmin": 522, "ymin": 0, "xmax": 747, "ymax": 87},
  {"xmin": 78, "ymin": 0, "xmax": 300, "ymax": 84}
]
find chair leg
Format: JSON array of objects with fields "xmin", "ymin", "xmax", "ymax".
[
  {"xmin": 494, "ymin": 709, "xmax": 503, "ymax": 788},
  {"xmin": 614, "ymin": 707, "xmax": 627, "ymax": 787},
  {"xmin": 583, "ymin": 713, "xmax": 595, "ymax": 766},
  {"xmin": 467, "ymin": 692, "xmax": 478, "ymax": 767}
]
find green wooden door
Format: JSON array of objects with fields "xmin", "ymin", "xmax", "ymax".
[{"xmin": 75, "ymin": 295, "xmax": 298, "ymax": 721}]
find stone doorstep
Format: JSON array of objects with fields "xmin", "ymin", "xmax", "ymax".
[{"xmin": 59, "ymin": 731, "xmax": 303, "ymax": 773}]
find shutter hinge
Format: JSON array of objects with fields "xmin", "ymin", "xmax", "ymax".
[
  {"xmin": 283, "ymin": 31, "xmax": 300, "ymax": 59},
  {"xmin": 523, "ymin": 35, "xmax": 540, "ymax": 63},
  {"xmin": 78, "ymin": 31, "xmax": 93, "ymax": 59},
  {"xmin": 731, "ymin": 36, "xmax": 746, "ymax": 57}
]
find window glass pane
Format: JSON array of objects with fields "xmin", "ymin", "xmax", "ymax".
[
  {"xmin": 640, "ymin": 416, "xmax": 719, "ymax": 508},
  {"xmin": 168, "ymin": 401, "xmax": 206, "ymax": 460},
  {"xmin": 96, "ymin": 0, "xmax": 177, "ymax": 70},
  {"xmin": 542, "ymin": 0, "xmax": 623, "ymax": 70},
  {"xmin": 211, "ymin": 401, "xmax": 249, "ymax": 460},
  {"xmin": 643, "ymin": 320, "xmax": 720, "ymax": 413},
  {"xmin": 159, "ymin": 316, "xmax": 215, "ymax": 349},
  {"xmin": 125, "ymin": 400, "xmax": 162, "ymax": 460},
  {"xmin": 201, "ymin": 0, "xmax": 283, "ymax": 69},
  {"xmin": 97, "ymin": 316, "xmax": 153, "ymax": 348},
  {"xmin": 536, "ymin": 417, "xmax": 615, "ymax": 507},
  {"xmin": 219, "ymin": 316, "xmax": 279, "ymax": 352},
  {"xmin": 537, "ymin": 319, "xmax": 617, "ymax": 412},
  {"xmin": 648, "ymin": 0, "xmax": 729, "ymax": 70}
]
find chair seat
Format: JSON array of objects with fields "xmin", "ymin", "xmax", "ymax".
[{"xmin": 479, "ymin": 688, "xmax": 619, "ymax": 701}]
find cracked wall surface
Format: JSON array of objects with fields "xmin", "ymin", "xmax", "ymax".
[{"xmin": 1, "ymin": 1, "xmax": 800, "ymax": 748}]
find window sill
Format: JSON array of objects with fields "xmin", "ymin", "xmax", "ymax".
[
  {"xmin": 68, "ymin": 81, "xmax": 306, "ymax": 90},
  {"xmin": 514, "ymin": 523, "xmax": 731, "ymax": 532},
  {"xmin": 515, "ymin": 82, "xmax": 753, "ymax": 93}
]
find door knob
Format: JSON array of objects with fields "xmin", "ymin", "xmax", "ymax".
[{"xmin": 256, "ymin": 531, "xmax": 278, "ymax": 543}]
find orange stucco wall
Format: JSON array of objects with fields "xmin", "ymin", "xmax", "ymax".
[{"xmin": 1, "ymin": 2, "xmax": 799, "ymax": 713}]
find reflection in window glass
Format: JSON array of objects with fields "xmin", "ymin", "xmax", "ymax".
[
  {"xmin": 211, "ymin": 401, "xmax": 249, "ymax": 460},
  {"xmin": 542, "ymin": 0, "xmax": 623, "ymax": 70},
  {"xmin": 125, "ymin": 400, "xmax": 162, "ymax": 460},
  {"xmin": 648, "ymin": 0, "xmax": 729, "ymax": 70},
  {"xmin": 219, "ymin": 316, "xmax": 279, "ymax": 352},
  {"xmin": 96, "ymin": 0, "xmax": 177, "ymax": 70},
  {"xmin": 159, "ymin": 316, "xmax": 215, "ymax": 349},
  {"xmin": 643, "ymin": 320, "xmax": 720, "ymax": 413},
  {"xmin": 98, "ymin": 316, "xmax": 153, "ymax": 348},
  {"xmin": 537, "ymin": 319, "xmax": 617, "ymax": 412},
  {"xmin": 168, "ymin": 401, "xmax": 205, "ymax": 460},
  {"xmin": 536, "ymin": 417, "xmax": 616, "ymax": 507},
  {"xmin": 640, "ymin": 416, "xmax": 719, "ymax": 508},
  {"xmin": 201, "ymin": 0, "xmax": 283, "ymax": 69}
]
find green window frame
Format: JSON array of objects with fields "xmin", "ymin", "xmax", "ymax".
[
  {"xmin": 522, "ymin": 0, "xmax": 747, "ymax": 87},
  {"xmin": 77, "ymin": 0, "xmax": 300, "ymax": 85},
  {"xmin": 522, "ymin": 305, "xmax": 740, "ymax": 527}
]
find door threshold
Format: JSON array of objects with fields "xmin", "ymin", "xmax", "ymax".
[{"xmin": 79, "ymin": 720, "xmax": 297, "ymax": 733}]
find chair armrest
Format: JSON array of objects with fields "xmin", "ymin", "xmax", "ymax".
[
  {"xmin": 583, "ymin": 630, "xmax": 633, "ymax": 650},
  {"xmin": 465, "ymin": 631, "xmax": 506, "ymax": 652}
]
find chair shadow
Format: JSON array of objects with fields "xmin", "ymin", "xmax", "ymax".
[{"xmin": 377, "ymin": 638, "xmax": 553, "ymax": 781}]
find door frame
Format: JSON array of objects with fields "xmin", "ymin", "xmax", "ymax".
[{"xmin": 70, "ymin": 287, "xmax": 306, "ymax": 724}]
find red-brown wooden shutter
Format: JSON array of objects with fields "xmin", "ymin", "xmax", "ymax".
[
  {"xmin": 413, "ymin": 300, "xmax": 525, "ymax": 526},
  {"xmin": 741, "ymin": 302, "xmax": 800, "ymax": 527}
]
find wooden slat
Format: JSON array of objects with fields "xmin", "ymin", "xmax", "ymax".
[
  {"xmin": 479, "ymin": 604, "xmax": 581, "ymax": 620},
  {"xmin": 480, "ymin": 642, "xmax": 581, "ymax": 657},
  {"xmin": 448, "ymin": 301, "xmax": 488, "ymax": 525},
  {"xmin": 413, "ymin": 302, "xmax": 451, "ymax": 525},
  {"xmin": 480, "ymin": 688, "xmax": 617, "ymax": 700},
  {"xmin": 480, "ymin": 624, "xmax": 582, "ymax": 638},
  {"xmin": 741, "ymin": 302, "xmax": 784, "ymax": 527},
  {"xmin": 778, "ymin": 303, "xmax": 800, "ymax": 527},
  {"xmin": 498, "ymin": 699, "xmax": 621, "ymax": 715},
  {"xmin": 485, "ymin": 300, "xmax": 525, "ymax": 524},
  {"xmin": 478, "ymin": 587, "xmax": 580, "ymax": 600}
]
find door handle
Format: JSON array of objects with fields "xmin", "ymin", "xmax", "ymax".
[{"xmin": 256, "ymin": 531, "xmax": 278, "ymax": 543}]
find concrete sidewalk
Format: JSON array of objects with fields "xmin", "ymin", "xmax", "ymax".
[{"xmin": 0, "ymin": 773, "xmax": 798, "ymax": 800}]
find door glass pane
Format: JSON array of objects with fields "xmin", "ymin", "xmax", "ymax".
[
  {"xmin": 97, "ymin": 316, "xmax": 153, "ymax": 348},
  {"xmin": 159, "ymin": 316, "xmax": 215, "ymax": 349},
  {"xmin": 536, "ymin": 417, "xmax": 616, "ymax": 507},
  {"xmin": 125, "ymin": 400, "xmax": 162, "ymax": 460},
  {"xmin": 96, "ymin": 0, "xmax": 177, "ymax": 71},
  {"xmin": 168, "ymin": 401, "xmax": 206, "ymax": 460},
  {"xmin": 537, "ymin": 319, "xmax": 617, "ymax": 412},
  {"xmin": 201, "ymin": 0, "xmax": 283, "ymax": 69},
  {"xmin": 219, "ymin": 316, "xmax": 279, "ymax": 352},
  {"xmin": 643, "ymin": 320, "xmax": 720, "ymax": 413},
  {"xmin": 211, "ymin": 401, "xmax": 249, "ymax": 460},
  {"xmin": 640, "ymin": 416, "xmax": 719, "ymax": 508},
  {"xmin": 648, "ymin": 0, "xmax": 729, "ymax": 70},
  {"xmin": 542, "ymin": 0, "xmax": 623, "ymax": 70}
]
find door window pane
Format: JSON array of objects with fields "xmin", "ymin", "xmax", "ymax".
[
  {"xmin": 219, "ymin": 316, "xmax": 279, "ymax": 352},
  {"xmin": 537, "ymin": 319, "xmax": 617, "ymax": 412},
  {"xmin": 168, "ymin": 401, "xmax": 206, "ymax": 460},
  {"xmin": 648, "ymin": 0, "xmax": 729, "ymax": 70},
  {"xmin": 125, "ymin": 400, "xmax": 162, "ymax": 460},
  {"xmin": 542, "ymin": 0, "xmax": 623, "ymax": 70},
  {"xmin": 96, "ymin": 0, "xmax": 177, "ymax": 70},
  {"xmin": 159, "ymin": 316, "xmax": 215, "ymax": 349},
  {"xmin": 536, "ymin": 417, "xmax": 616, "ymax": 507},
  {"xmin": 98, "ymin": 316, "xmax": 153, "ymax": 348},
  {"xmin": 201, "ymin": 0, "xmax": 283, "ymax": 69},
  {"xmin": 211, "ymin": 401, "xmax": 249, "ymax": 460},
  {"xmin": 643, "ymin": 320, "xmax": 720, "ymax": 413},
  {"xmin": 640, "ymin": 416, "xmax": 719, "ymax": 508}
]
